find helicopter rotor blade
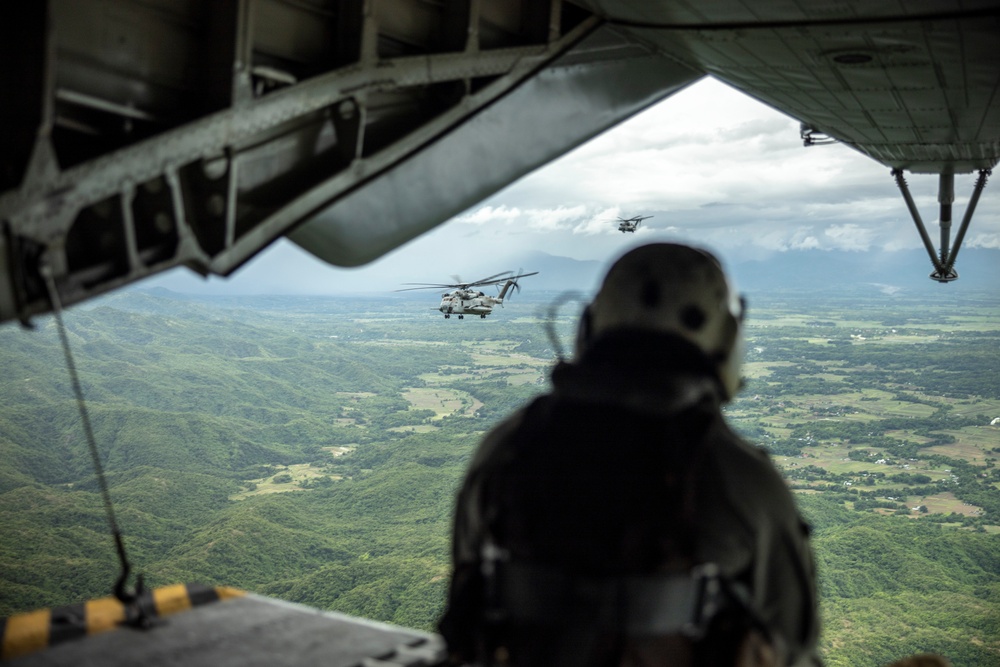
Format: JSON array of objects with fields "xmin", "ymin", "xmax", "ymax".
[
  {"xmin": 464, "ymin": 271, "xmax": 515, "ymax": 288},
  {"xmin": 396, "ymin": 270, "xmax": 523, "ymax": 293},
  {"xmin": 394, "ymin": 282, "xmax": 465, "ymax": 292}
]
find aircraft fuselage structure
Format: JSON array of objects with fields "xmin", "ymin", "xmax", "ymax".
[
  {"xmin": 616, "ymin": 215, "xmax": 651, "ymax": 233},
  {"xmin": 438, "ymin": 277, "xmax": 524, "ymax": 319},
  {"xmin": 439, "ymin": 289, "xmax": 492, "ymax": 319},
  {"xmin": 3, "ymin": 1, "xmax": 998, "ymax": 328}
]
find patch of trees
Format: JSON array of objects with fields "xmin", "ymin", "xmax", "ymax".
[
  {"xmin": 852, "ymin": 498, "xmax": 906, "ymax": 511},
  {"xmin": 760, "ymin": 439, "xmax": 805, "ymax": 456},
  {"xmin": 446, "ymin": 380, "xmax": 540, "ymax": 423},
  {"xmin": 784, "ymin": 465, "xmax": 830, "ymax": 483},
  {"xmin": 889, "ymin": 472, "xmax": 933, "ymax": 485}
]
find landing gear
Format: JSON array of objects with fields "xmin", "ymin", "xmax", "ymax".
[
  {"xmin": 458, "ymin": 314, "xmax": 464, "ymax": 319},
  {"xmin": 893, "ymin": 169, "xmax": 990, "ymax": 283},
  {"xmin": 444, "ymin": 314, "xmax": 450, "ymax": 319}
]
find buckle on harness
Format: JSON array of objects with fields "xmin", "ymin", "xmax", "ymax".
[{"xmin": 682, "ymin": 563, "xmax": 725, "ymax": 640}]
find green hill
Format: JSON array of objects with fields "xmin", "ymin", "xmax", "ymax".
[{"xmin": 1, "ymin": 289, "xmax": 997, "ymax": 664}]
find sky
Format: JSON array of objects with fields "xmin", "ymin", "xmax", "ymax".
[{"xmin": 145, "ymin": 77, "xmax": 1000, "ymax": 295}]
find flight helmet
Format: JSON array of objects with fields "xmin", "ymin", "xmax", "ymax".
[{"xmin": 575, "ymin": 243, "xmax": 745, "ymax": 400}]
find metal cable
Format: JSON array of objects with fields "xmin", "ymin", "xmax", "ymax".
[{"xmin": 40, "ymin": 265, "xmax": 136, "ymax": 606}]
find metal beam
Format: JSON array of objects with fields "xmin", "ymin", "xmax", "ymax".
[{"xmin": 0, "ymin": 9, "xmax": 603, "ymax": 324}]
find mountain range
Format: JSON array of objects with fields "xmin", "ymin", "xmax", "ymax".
[
  {"xmin": 506, "ymin": 248, "xmax": 999, "ymax": 296},
  {"xmin": 139, "ymin": 247, "xmax": 997, "ymax": 301}
]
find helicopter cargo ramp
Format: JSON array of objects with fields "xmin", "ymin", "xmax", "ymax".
[{"xmin": 1, "ymin": 586, "xmax": 446, "ymax": 667}]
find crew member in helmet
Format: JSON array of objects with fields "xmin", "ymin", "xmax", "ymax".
[{"xmin": 438, "ymin": 243, "xmax": 821, "ymax": 666}]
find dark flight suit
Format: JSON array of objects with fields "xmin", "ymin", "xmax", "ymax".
[{"xmin": 439, "ymin": 331, "xmax": 821, "ymax": 666}]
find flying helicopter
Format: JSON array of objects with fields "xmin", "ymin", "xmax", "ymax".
[
  {"xmin": 396, "ymin": 271, "xmax": 538, "ymax": 319},
  {"xmin": 612, "ymin": 215, "xmax": 653, "ymax": 233}
]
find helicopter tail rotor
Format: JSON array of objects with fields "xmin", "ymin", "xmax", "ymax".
[
  {"xmin": 496, "ymin": 269, "xmax": 538, "ymax": 301},
  {"xmin": 509, "ymin": 267, "xmax": 527, "ymax": 297}
]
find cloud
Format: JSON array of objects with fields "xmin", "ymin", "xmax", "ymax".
[
  {"xmin": 145, "ymin": 76, "xmax": 1000, "ymax": 295},
  {"xmin": 823, "ymin": 224, "xmax": 876, "ymax": 251},
  {"xmin": 457, "ymin": 205, "xmax": 523, "ymax": 225},
  {"xmin": 969, "ymin": 233, "xmax": 1000, "ymax": 249},
  {"xmin": 467, "ymin": 76, "xmax": 999, "ymax": 263},
  {"xmin": 456, "ymin": 204, "xmax": 587, "ymax": 232}
]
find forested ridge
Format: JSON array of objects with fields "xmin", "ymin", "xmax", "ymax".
[{"xmin": 0, "ymin": 288, "xmax": 997, "ymax": 665}]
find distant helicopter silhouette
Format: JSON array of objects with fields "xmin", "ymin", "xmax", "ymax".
[
  {"xmin": 611, "ymin": 214, "xmax": 653, "ymax": 233},
  {"xmin": 396, "ymin": 271, "xmax": 538, "ymax": 319}
]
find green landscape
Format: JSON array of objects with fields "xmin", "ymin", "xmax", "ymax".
[{"xmin": 1, "ymin": 286, "xmax": 998, "ymax": 665}]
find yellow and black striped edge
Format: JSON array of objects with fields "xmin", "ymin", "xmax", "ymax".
[{"xmin": 0, "ymin": 583, "xmax": 244, "ymax": 661}]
